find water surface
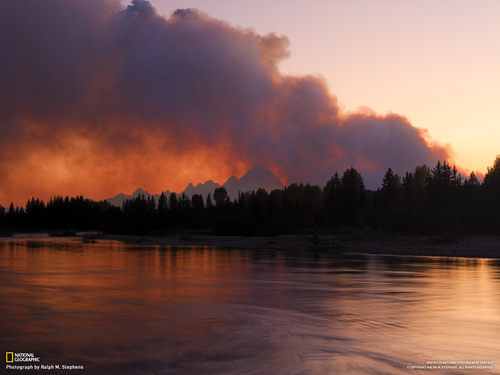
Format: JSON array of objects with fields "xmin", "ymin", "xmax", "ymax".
[{"xmin": 1, "ymin": 238, "xmax": 499, "ymax": 374}]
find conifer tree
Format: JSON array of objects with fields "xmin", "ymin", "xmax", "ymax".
[
  {"xmin": 484, "ymin": 155, "xmax": 500, "ymax": 201},
  {"xmin": 381, "ymin": 167, "xmax": 399, "ymax": 208}
]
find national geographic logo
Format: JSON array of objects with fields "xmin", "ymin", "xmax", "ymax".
[
  {"xmin": 5, "ymin": 352, "xmax": 40, "ymax": 363},
  {"xmin": 5, "ymin": 352, "xmax": 84, "ymax": 371}
]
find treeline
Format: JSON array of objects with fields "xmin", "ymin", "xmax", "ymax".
[
  {"xmin": 1, "ymin": 156, "xmax": 500, "ymax": 236},
  {"xmin": 0, "ymin": 196, "xmax": 120, "ymax": 232}
]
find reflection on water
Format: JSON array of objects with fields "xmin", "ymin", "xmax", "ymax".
[{"xmin": 1, "ymin": 239, "xmax": 499, "ymax": 374}]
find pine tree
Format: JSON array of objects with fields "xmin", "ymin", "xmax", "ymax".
[
  {"xmin": 323, "ymin": 172, "xmax": 342, "ymax": 223},
  {"xmin": 206, "ymin": 193, "xmax": 213, "ymax": 208},
  {"xmin": 484, "ymin": 155, "xmax": 500, "ymax": 201},
  {"xmin": 341, "ymin": 167, "xmax": 366, "ymax": 224},
  {"xmin": 381, "ymin": 167, "xmax": 399, "ymax": 208},
  {"xmin": 402, "ymin": 171, "xmax": 414, "ymax": 203}
]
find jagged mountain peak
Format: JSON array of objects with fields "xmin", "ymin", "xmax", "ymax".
[
  {"xmin": 132, "ymin": 188, "xmax": 151, "ymax": 197},
  {"xmin": 223, "ymin": 175, "xmax": 239, "ymax": 185},
  {"xmin": 104, "ymin": 166, "xmax": 284, "ymax": 206},
  {"xmin": 196, "ymin": 180, "xmax": 219, "ymax": 188},
  {"xmin": 248, "ymin": 165, "xmax": 263, "ymax": 174},
  {"xmin": 222, "ymin": 166, "xmax": 283, "ymax": 199}
]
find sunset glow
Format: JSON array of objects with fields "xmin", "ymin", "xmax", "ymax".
[{"xmin": 1, "ymin": 0, "xmax": 497, "ymax": 207}]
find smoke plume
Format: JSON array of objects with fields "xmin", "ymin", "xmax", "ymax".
[{"xmin": 0, "ymin": 0, "xmax": 453, "ymax": 206}]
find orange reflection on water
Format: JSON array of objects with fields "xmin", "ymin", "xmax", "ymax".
[{"xmin": 1, "ymin": 239, "xmax": 500, "ymax": 375}]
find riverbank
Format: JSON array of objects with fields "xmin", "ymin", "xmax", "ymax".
[
  {"xmin": 2, "ymin": 232, "xmax": 499, "ymax": 258},
  {"xmin": 100, "ymin": 233, "xmax": 500, "ymax": 259}
]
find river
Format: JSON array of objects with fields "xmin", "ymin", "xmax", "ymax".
[{"xmin": 1, "ymin": 238, "xmax": 499, "ymax": 374}]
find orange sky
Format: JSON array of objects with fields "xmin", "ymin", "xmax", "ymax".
[
  {"xmin": 1, "ymin": 0, "xmax": 495, "ymax": 208},
  {"xmin": 151, "ymin": 0, "xmax": 499, "ymax": 176}
]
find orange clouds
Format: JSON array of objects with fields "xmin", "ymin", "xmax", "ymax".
[{"xmin": 0, "ymin": 0, "xmax": 454, "ymax": 207}]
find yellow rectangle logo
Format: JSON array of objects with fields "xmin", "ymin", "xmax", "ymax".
[{"xmin": 6, "ymin": 352, "xmax": 14, "ymax": 363}]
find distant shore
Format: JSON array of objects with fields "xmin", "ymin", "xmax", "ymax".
[{"xmin": 99, "ymin": 233, "xmax": 500, "ymax": 259}]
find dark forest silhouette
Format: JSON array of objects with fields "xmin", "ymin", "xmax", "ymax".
[{"xmin": 1, "ymin": 156, "xmax": 500, "ymax": 236}]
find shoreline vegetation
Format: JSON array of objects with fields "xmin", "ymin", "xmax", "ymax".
[{"xmin": 1, "ymin": 157, "xmax": 500, "ymax": 251}]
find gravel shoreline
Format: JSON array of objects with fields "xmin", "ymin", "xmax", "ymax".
[
  {"xmin": 100, "ymin": 234, "xmax": 500, "ymax": 259},
  {"xmin": 3, "ymin": 233, "xmax": 498, "ymax": 259}
]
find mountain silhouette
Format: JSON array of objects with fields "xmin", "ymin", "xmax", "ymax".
[
  {"xmin": 105, "ymin": 188, "xmax": 171, "ymax": 208},
  {"xmin": 105, "ymin": 166, "xmax": 283, "ymax": 207},
  {"xmin": 183, "ymin": 180, "xmax": 221, "ymax": 200},
  {"xmin": 221, "ymin": 165, "xmax": 283, "ymax": 199}
]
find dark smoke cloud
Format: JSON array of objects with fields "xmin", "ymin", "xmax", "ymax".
[{"xmin": 0, "ymin": 0, "xmax": 452, "ymax": 206}]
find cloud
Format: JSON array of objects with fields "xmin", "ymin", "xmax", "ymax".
[{"xmin": 0, "ymin": 0, "xmax": 454, "ymax": 206}]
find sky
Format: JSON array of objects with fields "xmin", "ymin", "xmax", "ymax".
[
  {"xmin": 0, "ymin": 0, "xmax": 498, "ymax": 207},
  {"xmin": 151, "ymin": 0, "xmax": 500, "ymax": 173}
]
